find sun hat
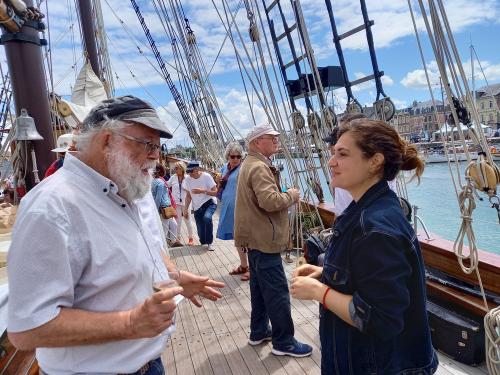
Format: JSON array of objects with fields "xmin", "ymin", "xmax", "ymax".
[
  {"xmin": 51, "ymin": 133, "xmax": 73, "ymax": 153},
  {"xmin": 82, "ymin": 95, "xmax": 173, "ymax": 139},
  {"xmin": 246, "ymin": 123, "xmax": 280, "ymax": 143}
]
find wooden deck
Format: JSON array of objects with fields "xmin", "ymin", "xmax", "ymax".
[
  {"xmin": 164, "ymin": 240, "xmax": 322, "ymax": 375},
  {"xmin": 162, "ymin": 221, "xmax": 489, "ymax": 375},
  {"xmin": 0, "ymin": 219, "xmax": 490, "ymax": 374}
]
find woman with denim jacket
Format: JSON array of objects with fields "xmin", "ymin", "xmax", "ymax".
[{"xmin": 291, "ymin": 118, "xmax": 438, "ymax": 374}]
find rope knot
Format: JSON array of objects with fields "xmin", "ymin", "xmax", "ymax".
[{"xmin": 460, "ymin": 214, "xmax": 472, "ymax": 223}]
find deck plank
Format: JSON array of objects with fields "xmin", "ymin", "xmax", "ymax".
[
  {"xmin": 213, "ymin": 239, "xmax": 322, "ymax": 373},
  {"xmin": 186, "ymin": 243, "xmax": 274, "ymax": 375},
  {"xmin": 165, "ymin": 214, "xmax": 489, "ymax": 374},
  {"xmin": 174, "ymin": 246, "xmax": 234, "ymax": 375},
  {"xmin": 0, "ymin": 213, "xmax": 488, "ymax": 374}
]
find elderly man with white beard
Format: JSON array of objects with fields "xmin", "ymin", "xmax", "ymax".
[{"xmin": 6, "ymin": 95, "xmax": 225, "ymax": 375}]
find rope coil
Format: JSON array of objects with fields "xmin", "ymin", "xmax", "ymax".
[{"xmin": 485, "ymin": 305, "xmax": 500, "ymax": 375}]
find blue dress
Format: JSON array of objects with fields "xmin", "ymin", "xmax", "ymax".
[{"xmin": 216, "ymin": 164, "xmax": 240, "ymax": 240}]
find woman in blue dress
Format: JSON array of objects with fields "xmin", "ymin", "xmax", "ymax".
[{"xmin": 216, "ymin": 142, "xmax": 249, "ymax": 281}]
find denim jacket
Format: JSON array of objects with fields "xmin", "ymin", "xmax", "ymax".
[{"xmin": 320, "ymin": 180, "xmax": 438, "ymax": 375}]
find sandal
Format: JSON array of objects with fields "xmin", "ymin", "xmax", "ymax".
[
  {"xmin": 241, "ymin": 272, "xmax": 250, "ymax": 281},
  {"xmin": 229, "ymin": 265, "xmax": 248, "ymax": 275}
]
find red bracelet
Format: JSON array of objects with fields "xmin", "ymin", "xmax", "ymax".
[{"xmin": 322, "ymin": 287, "xmax": 331, "ymax": 308}]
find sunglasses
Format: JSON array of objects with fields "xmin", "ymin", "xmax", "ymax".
[{"xmin": 229, "ymin": 155, "xmax": 242, "ymax": 159}]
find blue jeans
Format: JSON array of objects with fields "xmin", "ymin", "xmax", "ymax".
[
  {"xmin": 248, "ymin": 249, "xmax": 294, "ymax": 348},
  {"xmin": 193, "ymin": 200, "xmax": 217, "ymax": 245},
  {"xmin": 141, "ymin": 357, "xmax": 164, "ymax": 375},
  {"xmin": 41, "ymin": 358, "xmax": 165, "ymax": 375}
]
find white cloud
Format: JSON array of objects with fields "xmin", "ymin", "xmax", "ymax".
[
  {"xmin": 470, "ymin": 61, "xmax": 500, "ymax": 82},
  {"xmin": 2, "ymin": 0, "xmax": 499, "ymax": 150},
  {"xmin": 391, "ymin": 98, "xmax": 409, "ymax": 109},
  {"xmin": 401, "ymin": 65, "xmax": 440, "ymax": 89},
  {"xmin": 161, "ymin": 88, "xmax": 274, "ymax": 146},
  {"xmin": 350, "ymin": 72, "xmax": 394, "ymax": 93},
  {"xmin": 288, "ymin": 0, "xmax": 500, "ymax": 53},
  {"xmin": 382, "ymin": 75, "xmax": 394, "ymax": 86},
  {"xmin": 401, "ymin": 58, "xmax": 500, "ymax": 90}
]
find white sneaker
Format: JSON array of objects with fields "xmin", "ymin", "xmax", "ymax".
[{"xmin": 207, "ymin": 244, "xmax": 215, "ymax": 251}]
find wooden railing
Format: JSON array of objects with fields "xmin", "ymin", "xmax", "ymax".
[{"xmin": 302, "ymin": 200, "xmax": 500, "ymax": 317}]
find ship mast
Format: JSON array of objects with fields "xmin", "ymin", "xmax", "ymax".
[
  {"xmin": 77, "ymin": 0, "xmax": 101, "ymax": 78},
  {"xmin": 0, "ymin": 0, "xmax": 54, "ymax": 190}
]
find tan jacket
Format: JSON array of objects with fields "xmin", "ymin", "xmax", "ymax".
[{"xmin": 234, "ymin": 151, "xmax": 294, "ymax": 253}]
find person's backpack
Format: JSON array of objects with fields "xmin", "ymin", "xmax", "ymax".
[
  {"xmin": 304, "ymin": 234, "xmax": 326, "ymax": 266},
  {"xmin": 303, "ymin": 228, "xmax": 333, "ymax": 266}
]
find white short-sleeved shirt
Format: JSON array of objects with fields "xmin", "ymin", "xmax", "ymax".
[
  {"xmin": 7, "ymin": 153, "xmax": 171, "ymax": 374},
  {"xmin": 333, "ymin": 180, "xmax": 398, "ymax": 216},
  {"xmin": 167, "ymin": 174, "xmax": 188, "ymax": 206},
  {"xmin": 182, "ymin": 172, "xmax": 216, "ymax": 210},
  {"xmin": 332, "ymin": 187, "xmax": 353, "ymax": 216}
]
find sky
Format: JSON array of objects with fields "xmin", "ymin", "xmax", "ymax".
[{"xmin": 4, "ymin": 0, "xmax": 500, "ymax": 147}]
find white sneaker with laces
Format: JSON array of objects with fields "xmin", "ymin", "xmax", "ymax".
[{"xmin": 207, "ymin": 244, "xmax": 215, "ymax": 251}]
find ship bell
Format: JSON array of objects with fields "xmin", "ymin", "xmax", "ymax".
[{"xmin": 14, "ymin": 108, "xmax": 44, "ymax": 141}]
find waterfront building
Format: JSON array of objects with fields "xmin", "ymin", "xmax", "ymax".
[
  {"xmin": 475, "ymin": 83, "xmax": 500, "ymax": 131},
  {"xmin": 389, "ymin": 100, "xmax": 448, "ymax": 142}
]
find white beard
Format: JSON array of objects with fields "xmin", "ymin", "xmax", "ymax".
[{"xmin": 106, "ymin": 147, "xmax": 155, "ymax": 203}]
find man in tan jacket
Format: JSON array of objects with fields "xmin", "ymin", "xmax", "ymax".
[{"xmin": 234, "ymin": 124, "xmax": 313, "ymax": 358}]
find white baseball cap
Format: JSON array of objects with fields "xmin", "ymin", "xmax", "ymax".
[
  {"xmin": 246, "ymin": 123, "xmax": 280, "ymax": 143},
  {"xmin": 51, "ymin": 133, "xmax": 73, "ymax": 153}
]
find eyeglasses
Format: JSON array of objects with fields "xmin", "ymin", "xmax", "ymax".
[
  {"xmin": 229, "ymin": 155, "xmax": 242, "ymax": 159},
  {"xmin": 258, "ymin": 136, "xmax": 280, "ymax": 144},
  {"xmin": 111, "ymin": 131, "xmax": 161, "ymax": 154}
]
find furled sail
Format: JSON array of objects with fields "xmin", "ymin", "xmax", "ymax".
[{"xmin": 56, "ymin": 60, "xmax": 108, "ymax": 128}]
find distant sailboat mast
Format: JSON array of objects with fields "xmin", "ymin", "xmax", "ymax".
[{"xmin": 470, "ymin": 38, "xmax": 475, "ymax": 110}]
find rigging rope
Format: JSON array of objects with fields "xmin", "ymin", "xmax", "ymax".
[
  {"xmin": 153, "ymin": 0, "xmax": 229, "ymax": 164},
  {"xmin": 104, "ymin": 33, "xmax": 184, "ymax": 127},
  {"xmin": 411, "ymin": 1, "xmax": 500, "ymax": 371},
  {"xmin": 93, "ymin": 0, "xmax": 115, "ymax": 98},
  {"xmin": 214, "ymin": 0, "xmax": 326, "ymax": 218},
  {"xmin": 485, "ymin": 304, "xmax": 500, "ymax": 375}
]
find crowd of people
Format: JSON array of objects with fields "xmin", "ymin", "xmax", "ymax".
[{"xmin": 6, "ymin": 94, "xmax": 438, "ymax": 374}]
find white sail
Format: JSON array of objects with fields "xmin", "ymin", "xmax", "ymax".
[{"xmin": 58, "ymin": 61, "xmax": 108, "ymax": 128}]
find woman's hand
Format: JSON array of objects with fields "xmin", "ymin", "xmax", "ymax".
[
  {"xmin": 191, "ymin": 188, "xmax": 205, "ymax": 195},
  {"xmin": 292, "ymin": 264, "xmax": 323, "ymax": 279},
  {"xmin": 290, "ymin": 276, "xmax": 325, "ymax": 301}
]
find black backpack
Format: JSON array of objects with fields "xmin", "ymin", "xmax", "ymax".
[{"xmin": 304, "ymin": 234, "xmax": 326, "ymax": 266}]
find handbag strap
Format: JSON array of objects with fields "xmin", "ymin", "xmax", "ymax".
[{"xmin": 178, "ymin": 176, "xmax": 183, "ymax": 203}]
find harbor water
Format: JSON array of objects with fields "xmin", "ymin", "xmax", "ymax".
[
  {"xmin": 281, "ymin": 158, "xmax": 500, "ymax": 256},
  {"xmin": 405, "ymin": 161, "xmax": 500, "ymax": 255}
]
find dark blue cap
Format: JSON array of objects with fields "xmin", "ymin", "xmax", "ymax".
[
  {"xmin": 186, "ymin": 160, "xmax": 200, "ymax": 172},
  {"xmin": 82, "ymin": 95, "xmax": 173, "ymax": 139}
]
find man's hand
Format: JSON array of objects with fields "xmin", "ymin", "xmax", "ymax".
[
  {"xmin": 287, "ymin": 187, "xmax": 300, "ymax": 202},
  {"xmin": 191, "ymin": 188, "xmax": 205, "ymax": 195},
  {"xmin": 292, "ymin": 264, "xmax": 323, "ymax": 279},
  {"xmin": 128, "ymin": 286, "xmax": 183, "ymax": 338},
  {"xmin": 179, "ymin": 271, "xmax": 225, "ymax": 307}
]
